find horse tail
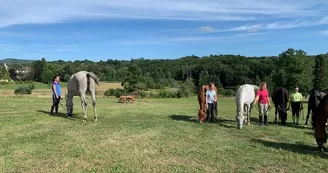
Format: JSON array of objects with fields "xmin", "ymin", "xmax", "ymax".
[{"xmin": 86, "ymin": 72, "xmax": 99, "ymax": 85}]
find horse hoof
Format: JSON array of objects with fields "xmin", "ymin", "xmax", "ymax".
[
  {"xmin": 247, "ymin": 123, "xmax": 251, "ymax": 126},
  {"xmin": 82, "ymin": 119, "xmax": 86, "ymax": 122},
  {"xmin": 94, "ymin": 118, "xmax": 98, "ymax": 122}
]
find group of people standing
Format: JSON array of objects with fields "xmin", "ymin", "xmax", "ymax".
[{"xmin": 204, "ymin": 82, "xmax": 303, "ymax": 125}]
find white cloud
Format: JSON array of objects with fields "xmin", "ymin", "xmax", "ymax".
[
  {"xmin": 1, "ymin": 0, "xmax": 328, "ymax": 27},
  {"xmin": 320, "ymin": 30, "xmax": 328, "ymax": 36},
  {"xmin": 230, "ymin": 17, "xmax": 328, "ymax": 32},
  {"xmin": 232, "ymin": 24, "xmax": 262, "ymax": 32},
  {"xmin": 198, "ymin": 26, "xmax": 216, "ymax": 33},
  {"xmin": 102, "ymin": 32, "xmax": 265, "ymax": 45}
]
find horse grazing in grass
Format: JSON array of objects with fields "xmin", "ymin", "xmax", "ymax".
[
  {"xmin": 271, "ymin": 87, "xmax": 289, "ymax": 125},
  {"xmin": 235, "ymin": 84, "xmax": 259, "ymax": 129},
  {"xmin": 67, "ymin": 71, "xmax": 99, "ymax": 122},
  {"xmin": 305, "ymin": 89, "xmax": 328, "ymax": 128},
  {"xmin": 314, "ymin": 94, "xmax": 328, "ymax": 152},
  {"xmin": 197, "ymin": 84, "xmax": 218, "ymax": 123}
]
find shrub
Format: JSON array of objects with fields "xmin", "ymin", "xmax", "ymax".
[
  {"xmin": 139, "ymin": 91, "xmax": 147, "ymax": 99},
  {"xmin": 176, "ymin": 90, "xmax": 184, "ymax": 98},
  {"xmin": 158, "ymin": 90, "xmax": 170, "ymax": 98},
  {"xmin": 104, "ymin": 88, "xmax": 126, "ymax": 98},
  {"xmin": 224, "ymin": 89, "xmax": 235, "ymax": 97},
  {"xmin": 149, "ymin": 92, "xmax": 156, "ymax": 98},
  {"xmin": 28, "ymin": 83, "xmax": 35, "ymax": 90},
  {"xmin": 63, "ymin": 74, "xmax": 71, "ymax": 82},
  {"xmin": 14, "ymin": 86, "xmax": 32, "ymax": 95}
]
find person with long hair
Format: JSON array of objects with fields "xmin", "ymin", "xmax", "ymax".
[
  {"xmin": 50, "ymin": 75, "xmax": 62, "ymax": 114},
  {"xmin": 254, "ymin": 82, "xmax": 271, "ymax": 126}
]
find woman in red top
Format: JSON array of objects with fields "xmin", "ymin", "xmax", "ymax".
[{"xmin": 254, "ymin": 82, "xmax": 271, "ymax": 126}]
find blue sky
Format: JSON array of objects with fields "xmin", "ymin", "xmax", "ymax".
[{"xmin": 0, "ymin": 0, "xmax": 328, "ymax": 61}]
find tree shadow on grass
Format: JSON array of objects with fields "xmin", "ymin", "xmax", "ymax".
[
  {"xmin": 169, "ymin": 115, "xmax": 237, "ymax": 129},
  {"xmin": 37, "ymin": 110, "xmax": 81, "ymax": 121},
  {"xmin": 252, "ymin": 139, "xmax": 328, "ymax": 158}
]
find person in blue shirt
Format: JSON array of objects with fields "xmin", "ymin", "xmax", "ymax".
[
  {"xmin": 206, "ymin": 83, "xmax": 217, "ymax": 123},
  {"xmin": 50, "ymin": 75, "xmax": 62, "ymax": 114}
]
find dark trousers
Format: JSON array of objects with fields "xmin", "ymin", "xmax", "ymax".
[
  {"xmin": 291, "ymin": 102, "xmax": 301, "ymax": 117},
  {"xmin": 206, "ymin": 102, "xmax": 216, "ymax": 123},
  {"xmin": 51, "ymin": 95, "xmax": 61, "ymax": 114}
]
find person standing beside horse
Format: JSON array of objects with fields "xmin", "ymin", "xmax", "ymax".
[
  {"xmin": 50, "ymin": 75, "xmax": 62, "ymax": 114},
  {"xmin": 288, "ymin": 87, "xmax": 303, "ymax": 125},
  {"xmin": 254, "ymin": 82, "xmax": 271, "ymax": 126},
  {"xmin": 206, "ymin": 83, "xmax": 217, "ymax": 123}
]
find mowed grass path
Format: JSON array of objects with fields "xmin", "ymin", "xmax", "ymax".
[{"xmin": 0, "ymin": 97, "xmax": 327, "ymax": 173}]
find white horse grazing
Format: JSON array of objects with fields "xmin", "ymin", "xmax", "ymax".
[
  {"xmin": 235, "ymin": 84, "xmax": 259, "ymax": 129},
  {"xmin": 66, "ymin": 71, "xmax": 99, "ymax": 122}
]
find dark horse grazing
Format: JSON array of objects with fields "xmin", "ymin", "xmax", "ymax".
[
  {"xmin": 271, "ymin": 87, "xmax": 289, "ymax": 125},
  {"xmin": 197, "ymin": 85, "xmax": 217, "ymax": 123},
  {"xmin": 305, "ymin": 89, "xmax": 328, "ymax": 128},
  {"xmin": 314, "ymin": 94, "xmax": 328, "ymax": 152}
]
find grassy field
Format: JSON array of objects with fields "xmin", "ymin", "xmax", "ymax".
[{"xmin": 0, "ymin": 96, "xmax": 327, "ymax": 173}]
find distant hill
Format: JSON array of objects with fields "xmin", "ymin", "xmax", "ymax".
[{"xmin": 0, "ymin": 58, "xmax": 35, "ymax": 65}]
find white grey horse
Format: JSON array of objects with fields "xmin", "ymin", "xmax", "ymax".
[
  {"xmin": 66, "ymin": 71, "xmax": 99, "ymax": 122},
  {"xmin": 235, "ymin": 84, "xmax": 259, "ymax": 129}
]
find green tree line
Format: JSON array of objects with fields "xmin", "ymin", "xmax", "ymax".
[{"xmin": 2, "ymin": 48, "xmax": 328, "ymax": 95}]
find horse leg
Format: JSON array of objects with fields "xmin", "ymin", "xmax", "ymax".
[
  {"xmin": 243, "ymin": 105, "xmax": 247, "ymax": 124},
  {"xmin": 91, "ymin": 90, "xmax": 98, "ymax": 121},
  {"xmin": 246, "ymin": 105, "xmax": 250, "ymax": 125},
  {"xmin": 80, "ymin": 94, "xmax": 87, "ymax": 122},
  {"xmin": 249, "ymin": 104, "xmax": 253, "ymax": 125},
  {"xmin": 274, "ymin": 108, "xmax": 277, "ymax": 124}
]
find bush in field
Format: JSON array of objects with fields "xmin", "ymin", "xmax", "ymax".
[
  {"xmin": 104, "ymin": 88, "xmax": 126, "ymax": 98},
  {"xmin": 14, "ymin": 86, "xmax": 32, "ymax": 95},
  {"xmin": 158, "ymin": 90, "xmax": 170, "ymax": 98},
  {"xmin": 150, "ymin": 92, "xmax": 156, "ymax": 98},
  {"xmin": 28, "ymin": 83, "xmax": 35, "ymax": 90},
  {"xmin": 139, "ymin": 91, "xmax": 147, "ymax": 99},
  {"xmin": 224, "ymin": 89, "xmax": 235, "ymax": 97},
  {"xmin": 104, "ymin": 89, "xmax": 115, "ymax": 98}
]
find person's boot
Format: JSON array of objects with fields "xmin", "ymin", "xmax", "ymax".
[
  {"xmin": 296, "ymin": 116, "xmax": 299, "ymax": 125},
  {"xmin": 259, "ymin": 115, "xmax": 263, "ymax": 126},
  {"xmin": 264, "ymin": 115, "xmax": 269, "ymax": 126},
  {"xmin": 292, "ymin": 116, "xmax": 295, "ymax": 125},
  {"xmin": 50, "ymin": 106, "xmax": 54, "ymax": 115}
]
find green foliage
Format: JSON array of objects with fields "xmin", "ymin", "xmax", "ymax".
[
  {"xmin": 28, "ymin": 83, "xmax": 35, "ymax": 90},
  {"xmin": 11, "ymin": 49, "xmax": 327, "ymax": 95},
  {"xmin": 313, "ymin": 54, "xmax": 328, "ymax": 90},
  {"xmin": 43, "ymin": 69, "xmax": 55, "ymax": 84},
  {"xmin": 274, "ymin": 49, "xmax": 314, "ymax": 92},
  {"xmin": 14, "ymin": 86, "xmax": 32, "ymax": 95},
  {"xmin": 139, "ymin": 91, "xmax": 147, "ymax": 98},
  {"xmin": 63, "ymin": 74, "xmax": 71, "ymax": 82},
  {"xmin": 104, "ymin": 88, "xmax": 126, "ymax": 98},
  {"xmin": 122, "ymin": 64, "xmax": 144, "ymax": 92},
  {"xmin": 0, "ymin": 65, "xmax": 10, "ymax": 80},
  {"xmin": 224, "ymin": 89, "xmax": 235, "ymax": 97}
]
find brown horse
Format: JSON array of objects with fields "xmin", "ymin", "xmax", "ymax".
[
  {"xmin": 197, "ymin": 84, "xmax": 218, "ymax": 123},
  {"xmin": 314, "ymin": 94, "xmax": 328, "ymax": 152}
]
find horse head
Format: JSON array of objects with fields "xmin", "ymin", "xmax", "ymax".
[
  {"xmin": 277, "ymin": 105, "xmax": 287, "ymax": 124},
  {"xmin": 236, "ymin": 111, "xmax": 244, "ymax": 130}
]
